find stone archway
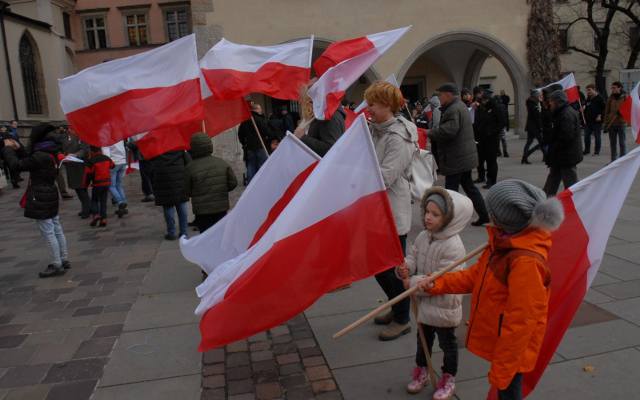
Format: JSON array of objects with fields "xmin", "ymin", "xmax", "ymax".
[{"xmin": 397, "ymin": 31, "xmax": 529, "ymax": 136}]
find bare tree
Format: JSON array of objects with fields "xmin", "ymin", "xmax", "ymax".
[
  {"xmin": 600, "ymin": 0, "xmax": 640, "ymax": 69},
  {"xmin": 527, "ymin": 0, "xmax": 562, "ymax": 86}
]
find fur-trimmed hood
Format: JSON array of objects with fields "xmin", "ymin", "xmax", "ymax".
[
  {"xmin": 529, "ymin": 196, "xmax": 564, "ymax": 232},
  {"xmin": 421, "ymin": 186, "xmax": 474, "ymax": 240}
]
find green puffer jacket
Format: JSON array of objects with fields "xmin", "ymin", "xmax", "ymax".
[{"xmin": 185, "ymin": 133, "xmax": 238, "ymax": 215}]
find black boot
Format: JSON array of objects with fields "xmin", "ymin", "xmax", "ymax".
[
  {"xmin": 39, "ymin": 264, "xmax": 65, "ymax": 278},
  {"xmin": 62, "ymin": 260, "xmax": 71, "ymax": 270}
]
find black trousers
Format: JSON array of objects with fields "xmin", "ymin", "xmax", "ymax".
[
  {"xmin": 543, "ymin": 166, "xmax": 578, "ymax": 196},
  {"xmin": 91, "ymin": 187, "xmax": 109, "ymax": 218},
  {"xmin": 476, "ymin": 143, "xmax": 486, "ymax": 181},
  {"xmin": 75, "ymin": 188, "xmax": 91, "ymax": 216},
  {"xmin": 498, "ymin": 373, "xmax": 523, "ymax": 400},
  {"xmin": 374, "ymin": 235, "xmax": 409, "ymax": 324},
  {"xmin": 445, "ymin": 171, "xmax": 489, "ymax": 220},
  {"xmin": 480, "ymin": 138, "xmax": 499, "ymax": 185},
  {"xmin": 195, "ymin": 211, "xmax": 227, "ymax": 233},
  {"xmin": 523, "ymin": 131, "xmax": 544, "ymax": 160},
  {"xmin": 415, "ymin": 324, "xmax": 458, "ymax": 376},
  {"xmin": 139, "ymin": 160, "xmax": 153, "ymax": 196}
]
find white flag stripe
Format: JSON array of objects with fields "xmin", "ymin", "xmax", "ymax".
[
  {"xmin": 200, "ymin": 38, "xmax": 313, "ymax": 72},
  {"xmin": 630, "ymin": 82, "xmax": 640, "ymax": 141},
  {"xmin": 538, "ymin": 72, "xmax": 577, "ymax": 92},
  {"xmin": 195, "ymin": 115, "xmax": 384, "ymax": 314},
  {"xmin": 569, "ymin": 146, "xmax": 640, "ymax": 287},
  {"xmin": 354, "ymin": 74, "xmax": 400, "ymax": 113},
  {"xmin": 180, "ymin": 133, "xmax": 320, "ymax": 274},
  {"xmin": 59, "ymin": 35, "xmax": 199, "ymax": 113},
  {"xmin": 366, "ymin": 26, "xmax": 411, "ymax": 53}
]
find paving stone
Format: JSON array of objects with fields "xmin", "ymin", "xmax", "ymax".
[
  {"xmin": 299, "ymin": 347, "xmax": 323, "ymax": 358},
  {"xmin": 272, "ymin": 335, "xmax": 292, "ymax": 345},
  {"xmin": 23, "ymin": 331, "xmax": 65, "ymax": 347},
  {"xmin": 228, "ymin": 394, "xmax": 255, "ymax": 400},
  {"xmin": 311, "ymin": 379, "xmax": 337, "ymax": 394},
  {"xmin": 315, "ymin": 391, "xmax": 342, "ymax": 400},
  {"xmin": 227, "ymin": 352, "xmax": 250, "ymax": 367},
  {"xmin": 2, "ymin": 384, "xmax": 51, "ymax": 400},
  {"xmin": 201, "ymin": 388, "xmax": 225, "ymax": 400},
  {"xmin": 93, "ymin": 374, "xmax": 201, "ymax": 400},
  {"xmin": 42, "ymin": 358, "xmax": 107, "ymax": 383},
  {"xmin": 252, "ymin": 360, "xmax": 277, "ymax": 372},
  {"xmin": 126, "ymin": 262, "xmax": 151, "ymax": 270},
  {"xmin": 595, "ymin": 279, "xmax": 640, "ymax": 300},
  {"xmin": 254, "ymin": 368, "xmax": 279, "ymax": 384},
  {"xmin": 103, "ymin": 303, "xmax": 131, "ymax": 313},
  {"xmin": 0, "ymin": 364, "xmax": 51, "ymax": 388},
  {"xmin": 269, "ymin": 325, "xmax": 289, "ymax": 337},
  {"xmin": 273, "ymin": 342, "xmax": 297, "ymax": 355},
  {"xmin": 600, "ymin": 297, "xmax": 640, "ymax": 326},
  {"xmin": 295, "ymin": 339, "xmax": 316, "ymax": 349},
  {"xmin": 29, "ymin": 342, "xmax": 83, "ymax": 365},
  {"xmin": 0, "ymin": 325, "xmax": 25, "ymax": 336},
  {"xmin": 249, "ymin": 332, "xmax": 268, "ymax": 343},
  {"xmin": 280, "ymin": 373, "xmax": 307, "ymax": 389},
  {"xmin": 0, "ymin": 346, "xmax": 38, "ymax": 367},
  {"xmin": 251, "ymin": 350, "xmax": 273, "ymax": 362},
  {"xmin": 72, "ymin": 337, "xmax": 116, "ymax": 359},
  {"xmin": 227, "ymin": 340, "xmax": 248, "ymax": 352},
  {"xmin": 255, "ymin": 382, "xmax": 282, "ymax": 399},
  {"xmin": 279, "ymin": 362, "xmax": 304, "ymax": 376},
  {"xmin": 91, "ymin": 324, "xmax": 123, "ymax": 338},
  {"xmin": 228, "ymin": 379, "xmax": 254, "ymax": 395},
  {"xmin": 202, "ymin": 363, "xmax": 225, "ymax": 377},
  {"xmin": 203, "ymin": 349, "xmax": 225, "ymax": 364},
  {"xmin": 276, "ymin": 353, "xmax": 300, "ymax": 365},
  {"xmin": 306, "ymin": 365, "xmax": 332, "ymax": 381},
  {"xmin": 0, "ymin": 314, "xmax": 14, "ymax": 325},
  {"xmin": 0, "ymin": 335, "xmax": 27, "ymax": 349},
  {"xmin": 45, "ymin": 379, "xmax": 97, "ymax": 400},
  {"xmin": 286, "ymin": 387, "xmax": 315, "ymax": 400},
  {"xmin": 202, "ymin": 374, "xmax": 225, "ymax": 389},
  {"xmin": 302, "ymin": 356, "xmax": 325, "ymax": 367},
  {"xmin": 66, "ymin": 299, "xmax": 91, "ymax": 310},
  {"xmin": 72, "ymin": 307, "xmax": 103, "ymax": 317},
  {"xmin": 249, "ymin": 341, "xmax": 271, "ymax": 352},
  {"xmin": 226, "ymin": 366, "xmax": 251, "ymax": 381},
  {"xmin": 291, "ymin": 330, "xmax": 314, "ymax": 340},
  {"xmin": 570, "ymin": 302, "xmax": 620, "ymax": 328}
]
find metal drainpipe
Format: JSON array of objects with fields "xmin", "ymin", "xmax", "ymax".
[{"xmin": 0, "ymin": 2, "xmax": 19, "ymax": 121}]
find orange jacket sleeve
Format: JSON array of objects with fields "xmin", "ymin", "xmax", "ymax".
[
  {"xmin": 488, "ymin": 257, "xmax": 549, "ymax": 390},
  {"xmin": 429, "ymin": 259, "xmax": 482, "ymax": 295}
]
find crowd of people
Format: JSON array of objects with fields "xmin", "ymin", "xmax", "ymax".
[{"xmin": 0, "ymin": 75, "xmax": 632, "ymax": 400}]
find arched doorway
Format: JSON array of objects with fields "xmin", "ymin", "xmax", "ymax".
[{"xmin": 397, "ymin": 31, "xmax": 529, "ymax": 136}]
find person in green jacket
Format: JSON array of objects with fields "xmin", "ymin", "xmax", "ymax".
[{"xmin": 185, "ymin": 133, "xmax": 238, "ymax": 233}]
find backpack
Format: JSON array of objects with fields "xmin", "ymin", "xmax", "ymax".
[{"xmin": 395, "ymin": 116, "xmax": 438, "ymax": 201}]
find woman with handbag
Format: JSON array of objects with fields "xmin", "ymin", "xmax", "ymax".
[{"xmin": 4, "ymin": 124, "xmax": 70, "ymax": 278}]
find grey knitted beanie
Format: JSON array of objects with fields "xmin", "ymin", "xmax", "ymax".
[{"xmin": 486, "ymin": 179, "xmax": 559, "ymax": 234}]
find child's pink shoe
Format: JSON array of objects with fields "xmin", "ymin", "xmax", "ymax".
[
  {"xmin": 406, "ymin": 366, "xmax": 429, "ymax": 394},
  {"xmin": 432, "ymin": 373, "xmax": 455, "ymax": 400}
]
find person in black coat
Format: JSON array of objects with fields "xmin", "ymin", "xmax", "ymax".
[
  {"xmin": 148, "ymin": 150, "xmax": 191, "ymax": 240},
  {"xmin": 522, "ymin": 89, "xmax": 545, "ymax": 164},
  {"xmin": 4, "ymin": 124, "xmax": 70, "ymax": 278},
  {"xmin": 474, "ymin": 92, "xmax": 504, "ymax": 189},
  {"xmin": 543, "ymin": 90, "xmax": 583, "ymax": 196},
  {"xmin": 238, "ymin": 103, "xmax": 273, "ymax": 183},
  {"xmin": 583, "ymin": 83, "xmax": 606, "ymax": 156}
]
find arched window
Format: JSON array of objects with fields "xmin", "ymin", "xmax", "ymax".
[{"xmin": 19, "ymin": 33, "xmax": 44, "ymax": 114}]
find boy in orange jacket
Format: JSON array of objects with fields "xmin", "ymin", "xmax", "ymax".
[{"xmin": 421, "ymin": 179, "xmax": 564, "ymax": 400}]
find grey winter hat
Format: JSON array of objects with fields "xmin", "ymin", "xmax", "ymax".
[
  {"xmin": 437, "ymin": 82, "xmax": 459, "ymax": 95},
  {"xmin": 486, "ymin": 179, "xmax": 564, "ymax": 234},
  {"xmin": 425, "ymin": 192, "xmax": 448, "ymax": 215},
  {"xmin": 549, "ymin": 89, "xmax": 568, "ymax": 105}
]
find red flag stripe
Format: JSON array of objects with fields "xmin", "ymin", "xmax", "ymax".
[{"xmin": 313, "ymin": 36, "xmax": 375, "ymax": 77}]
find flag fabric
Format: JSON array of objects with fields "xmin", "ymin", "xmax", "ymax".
[
  {"xmin": 308, "ymin": 27, "xmax": 410, "ymax": 120},
  {"xmin": 344, "ymin": 108, "xmax": 359, "ymax": 128},
  {"xmin": 538, "ymin": 73, "xmax": 580, "ymax": 104},
  {"xmin": 180, "ymin": 133, "xmax": 321, "ymax": 275},
  {"xmin": 618, "ymin": 81, "xmax": 640, "ymax": 144},
  {"xmin": 487, "ymin": 146, "xmax": 640, "ymax": 399},
  {"xmin": 354, "ymin": 74, "xmax": 400, "ymax": 113},
  {"xmin": 200, "ymin": 37, "xmax": 313, "ymax": 101},
  {"xmin": 59, "ymin": 34, "xmax": 203, "ymax": 147},
  {"xmin": 417, "ymin": 127, "xmax": 428, "ymax": 150},
  {"xmin": 136, "ymin": 120, "xmax": 201, "ymax": 160},
  {"xmin": 195, "ymin": 115, "xmax": 405, "ymax": 350}
]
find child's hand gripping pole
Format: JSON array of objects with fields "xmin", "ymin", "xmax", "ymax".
[{"xmin": 332, "ymin": 243, "xmax": 488, "ymax": 339}]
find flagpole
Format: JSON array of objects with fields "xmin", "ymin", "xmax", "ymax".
[
  {"xmin": 577, "ymin": 97, "xmax": 587, "ymax": 126},
  {"xmin": 201, "ymin": 119, "xmax": 207, "ymax": 134},
  {"xmin": 250, "ymin": 114, "xmax": 270, "ymax": 156},
  {"xmin": 333, "ymin": 243, "xmax": 488, "ymax": 339},
  {"xmin": 412, "ymin": 296, "xmax": 438, "ymax": 387}
]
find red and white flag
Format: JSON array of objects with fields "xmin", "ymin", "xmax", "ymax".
[
  {"xmin": 538, "ymin": 73, "xmax": 580, "ymax": 104},
  {"xmin": 618, "ymin": 81, "xmax": 640, "ymax": 144},
  {"xmin": 200, "ymin": 37, "xmax": 313, "ymax": 100},
  {"xmin": 200, "ymin": 75, "xmax": 251, "ymax": 137},
  {"xmin": 180, "ymin": 134, "xmax": 321, "ymax": 275},
  {"xmin": 354, "ymin": 74, "xmax": 400, "ymax": 113},
  {"xmin": 488, "ymin": 146, "xmax": 640, "ymax": 398},
  {"xmin": 59, "ymin": 34, "xmax": 203, "ymax": 147},
  {"xmin": 195, "ymin": 115, "xmax": 405, "ymax": 350},
  {"xmin": 308, "ymin": 27, "xmax": 410, "ymax": 120}
]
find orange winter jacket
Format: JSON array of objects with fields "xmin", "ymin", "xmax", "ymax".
[{"xmin": 429, "ymin": 226, "xmax": 552, "ymax": 390}]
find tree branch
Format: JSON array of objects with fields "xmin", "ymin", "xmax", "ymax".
[
  {"xmin": 568, "ymin": 45, "xmax": 600, "ymax": 59},
  {"xmin": 601, "ymin": 0, "xmax": 640, "ymax": 25}
]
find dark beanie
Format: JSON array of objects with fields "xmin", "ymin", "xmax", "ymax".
[{"xmin": 437, "ymin": 83, "xmax": 459, "ymax": 95}]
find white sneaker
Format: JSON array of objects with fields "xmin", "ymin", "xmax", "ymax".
[{"xmin": 406, "ymin": 366, "xmax": 429, "ymax": 394}]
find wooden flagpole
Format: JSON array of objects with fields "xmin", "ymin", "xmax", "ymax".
[{"xmin": 250, "ymin": 114, "xmax": 270, "ymax": 156}]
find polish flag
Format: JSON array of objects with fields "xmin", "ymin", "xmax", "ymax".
[
  {"xmin": 200, "ymin": 37, "xmax": 313, "ymax": 101},
  {"xmin": 538, "ymin": 73, "xmax": 581, "ymax": 104},
  {"xmin": 487, "ymin": 147, "xmax": 640, "ymax": 399},
  {"xmin": 136, "ymin": 120, "xmax": 201, "ymax": 160},
  {"xmin": 417, "ymin": 127, "xmax": 428, "ymax": 150},
  {"xmin": 353, "ymin": 74, "xmax": 400, "ymax": 113},
  {"xmin": 59, "ymin": 35, "xmax": 203, "ymax": 147},
  {"xmin": 308, "ymin": 27, "xmax": 410, "ymax": 120},
  {"xmin": 200, "ymin": 76, "xmax": 251, "ymax": 137},
  {"xmin": 618, "ymin": 81, "xmax": 640, "ymax": 144},
  {"xmin": 180, "ymin": 133, "xmax": 321, "ymax": 275},
  {"xmin": 195, "ymin": 115, "xmax": 405, "ymax": 350}
]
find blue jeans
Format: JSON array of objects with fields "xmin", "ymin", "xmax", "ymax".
[
  {"xmin": 245, "ymin": 149, "xmax": 268, "ymax": 183},
  {"xmin": 163, "ymin": 202, "xmax": 188, "ymax": 237},
  {"xmin": 109, "ymin": 164, "xmax": 127, "ymax": 205},
  {"xmin": 609, "ymin": 126, "xmax": 627, "ymax": 161},
  {"xmin": 36, "ymin": 216, "xmax": 68, "ymax": 267}
]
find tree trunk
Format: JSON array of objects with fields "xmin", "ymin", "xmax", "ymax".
[{"xmin": 527, "ymin": 0, "xmax": 561, "ymax": 85}]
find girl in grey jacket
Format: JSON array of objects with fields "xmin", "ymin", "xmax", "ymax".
[{"xmin": 397, "ymin": 187, "xmax": 473, "ymax": 399}]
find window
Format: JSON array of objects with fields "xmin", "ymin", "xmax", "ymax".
[
  {"xmin": 84, "ymin": 16, "xmax": 107, "ymax": 49},
  {"xmin": 165, "ymin": 8, "xmax": 190, "ymax": 41},
  {"xmin": 125, "ymin": 13, "xmax": 148, "ymax": 46},
  {"xmin": 63, "ymin": 12, "xmax": 71, "ymax": 39},
  {"xmin": 630, "ymin": 25, "xmax": 640, "ymax": 49},
  {"xmin": 558, "ymin": 27, "xmax": 569, "ymax": 53},
  {"xmin": 19, "ymin": 34, "xmax": 43, "ymax": 114}
]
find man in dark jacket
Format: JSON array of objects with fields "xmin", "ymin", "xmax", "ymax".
[
  {"xmin": 543, "ymin": 90, "xmax": 583, "ymax": 196},
  {"xmin": 5, "ymin": 124, "xmax": 70, "ymax": 278},
  {"xmin": 238, "ymin": 103, "xmax": 272, "ymax": 183},
  {"xmin": 149, "ymin": 150, "xmax": 191, "ymax": 240},
  {"xmin": 430, "ymin": 83, "xmax": 490, "ymax": 225},
  {"xmin": 583, "ymin": 83, "xmax": 606, "ymax": 156},
  {"xmin": 475, "ymin": 92, "xmax": 504, "ymax": 189},
  {"xmin": 522, "ymin": 89, "xmax": 544, "ymax": 164},
  {"xmin": 295, "ymin": 108, "xmax": 346, "ymax": 157},
  {"xmin": 185, "ymin": 133, "xmax": 238, "ymax": 233}
]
